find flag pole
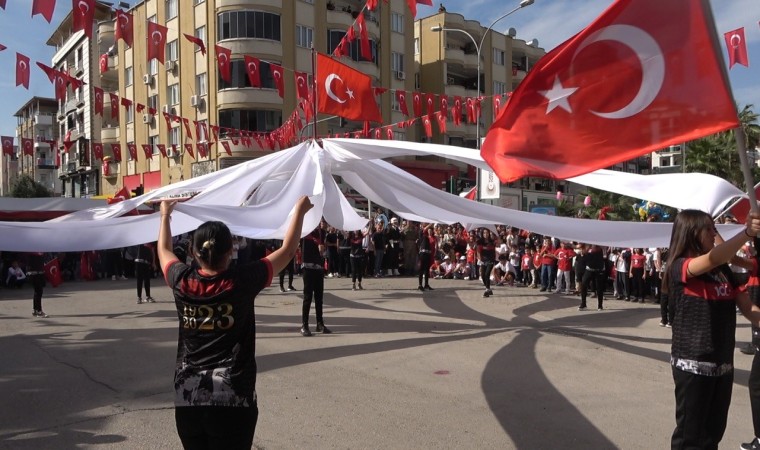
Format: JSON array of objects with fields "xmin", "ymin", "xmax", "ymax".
[{"xmin": 311, "ymin": 47, "xmax": 318, "ymax": 142}]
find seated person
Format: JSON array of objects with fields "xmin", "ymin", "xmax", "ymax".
[
  {"xmin": 429, "ymin": 257, "xmax": 444, "ymax": 279},
  {"xmin": 453, "ymin": 256, "xmax": 469, "ymax": 279},
  {"xmin": 6, "ymin": 261, "xmax": 26, "ymax": 288},
  {"xmin": 491, "ymin": 254, "xmax": 516, "ymax": 286},
  {"xmin": 439, "ymin": 255, "xmax": 455, "ymax": 279}
]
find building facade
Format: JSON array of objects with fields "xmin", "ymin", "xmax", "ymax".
[{"xmin": 12, "ymin": 97, "xmax": 60, "ymax": 195}]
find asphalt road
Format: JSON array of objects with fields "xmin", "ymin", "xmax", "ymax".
[{"xmin": 0, "ymin": 274, "xmax": 756, "ymax": 449}]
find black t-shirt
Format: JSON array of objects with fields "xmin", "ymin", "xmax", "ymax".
[
  {"xmin": 372, "ymin": 230, "xmax": 386, "ymax": 250},
  {"xmin": 165, "ymin": 258, "xmax": 272, "ymax": 407},
  {"xmin": 302, "ymin": 229, "xmax": 325, "ymax": 266},
  {"xmin": 477, "ymin": 237, "xmax": 496, "ymax": 262}
]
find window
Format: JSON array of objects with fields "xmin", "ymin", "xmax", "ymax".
[
  {"xmin": 217, "ymin": 11, "xmax": 282, "ymax": 41},
  {"xmin": 194, "ymin": 0, "xmax": 204, "ymax": 4},
  {"xmin": 493, "ymin": 49, "xmax": 505, "ymax": 65},
  {"xmin": 76, "ymin": 47, "xmax": 84, "ymax": 70},
  {"xmin": 327, "ymin": 30, "xmax": 377, "ymax": 64},
  {"xmin": 197, "ymin": 119, "xmax": 208, "ymax": 141},
  {"xmin": 148, "ymin": 94, "xmax": 158, "ymax": 111},
  {"xmin": 124, "ymin": 66, "xmax": 133, "ymax": 86},
  {"xmin": 196, "ymin": 73, "xmax": 208, "ymax": 96},
  {"xmin": 218, "ymin": 109, "xmax": 282, "ymax": 133},
  {"xmin": 493, "ymin": 81, "xmax": 507, "ymax": 95},
  {"xmin": 194, "ymin": 26, "xmax": 206, "ymax": 53},
  {"xmin": 414, "ymin": 38, "xmax": 420, "ymax": 55},
  {"xmin": 166, "ymin": 0, "xmax": 178, "ymax": 20},
  {"xmin": 169, "ymin": 126, "xmax": 180, "ymax": 146},
  {"xmin": 149, "ymin": 59, "xmax": 158, "ymax": 76},
  {"xmin": 149, "ymin": 135, "xmax": 159, "ymax": 155},
  {"xmin": 394, "ymin": 131, "xmax": 406, "ymax": 141},
  {"xmin": 125, "ymin": 102, "xmax": 133, "ymax": 123},
  {"xmin": 296, "ymin": 25, "xmax": 313, "ymax": 48},
  {"xmin": 391, "ymin": 13, "xmax": 404, "ymax": 33},
  {"xmin": 391, "ymin": 52, "xmax": 404, "ymax": 73},
  {"xmin": 391, "ymin": 95, "xmax": 400, "ymax": 112},
  {"xmin": 127, "ymin": 141, "xmax": 134, "ymax": 161},
  {"xmin": 166, "ymin": 40, "xmax": 178, "ymax": 62},
  {"xmin": 218, "ymin": 60, "xmax": 278, "ymax": 90},
  {"xmin": 167, "ymin": 83, "xmax": 179, "ymax": 106}
]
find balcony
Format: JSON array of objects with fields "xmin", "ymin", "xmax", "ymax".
[
  {"xmin": 444, "ymin": 47, "xmax": 465, "ymax": 66},
  {"xmin": 101, "ymin": 158, "xmax": 118, "ymax": 178},
  {"xmin": 98, "ymin": 21, "xmax": 115, "ymax": 45},
  {"xmin": 445, "ymin": 83, "xmax": 466, "ymax": 98},
  {"xmin": 218, "ymin": 0, "xmax": 280, "ymax": 7},
  {"xmin": 219, "ymin": 39, "xmax": 282, "ymax": 59},
  {"xmin": 34, "ymin": 114, "xmax": 53, "ymax": 126},
  {"xmin": 34, "ymin": 140, "xmax": 52, "ymax": 149},
  {"xmin": 64, "ymin": 98, "xmax": 79, "ymax": 114},
  {"xmin": 326, "ymin": 8, "xmax": 354, "ymax": 29},
  {"xmin": 101, "ymin": 126, "xmax": 119, "ymax": 143},
  {"xmin": 463, "ymin": 52, "xmax": 479, "ymax": 70},
  {"xmin": 36, "ymin": 158, "xmax": 57, "ymax": 169},
  {"xmin": 101, "ymin": 55, "xmax": 118, "ymax": 81},
  {"xmin": 217, "ymin": 88, "xmax": 282, "ymax": 107}
]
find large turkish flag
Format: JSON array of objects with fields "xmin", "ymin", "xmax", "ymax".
[
  {"xmin": 316, "ymin": 53, "xmax": 382, "ymax": 123},
  {"xmin": 481, "ymin": 0, "xmax": 739, "ymax": 182},
  {"xmin": 147, "ymin": 21, "xmax": 168, "ymax": 64}
]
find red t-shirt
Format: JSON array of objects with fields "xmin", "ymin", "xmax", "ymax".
[
  {"xmin": 521, "ymin": 254, "xmax": 532, "ymax": 270},
  {"xmin": 532, "ymin": 254, "xmax": 542, "ymax": 269},
  {"xmin": 631, "ymin": 253, "xmax": 646, "ymax": 270},
  {"xmin": 555, "ymin": 248, "xmax": 573, "ymax": 271},
  {"xmin": 541, "ymin": 245, "xmax": 556, "ymax": 265}
]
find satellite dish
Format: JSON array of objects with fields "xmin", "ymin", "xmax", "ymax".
[
  {"xmin": 527, "ymin": 39, "xmax": 539, "ymax": 48},
  {"xmin": 507, "ymin": 28, "xmax": 516, "ymax": 37}
]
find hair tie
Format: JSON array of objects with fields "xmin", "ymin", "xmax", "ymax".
[{"xmin": 202, "ymin": 239, "xmax": 216, "ymax": 250}]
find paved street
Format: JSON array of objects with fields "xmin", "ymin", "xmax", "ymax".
[{"xmin": 0, "ymin": 275, "xmax": 757, "ymax": 449}]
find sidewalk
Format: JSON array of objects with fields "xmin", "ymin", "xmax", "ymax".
[{"xmin": 0, "ymin": 276, "xmax": 756, "ymax": 449}]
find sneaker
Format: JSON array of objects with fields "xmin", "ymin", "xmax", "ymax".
[
  {"xmin": 666, "ymin": 324, "xmax": 672, "ymax": 328},
  {"xmin": 146, "ymin": 297, "xmax": 156, "ymax": 303},
  {"xmin": 740, "ymin": 437, "xmax": 760, "ymax": 450},
  {"xmin": 483, "ymin": 290, "xmax": 491, "ymax": 297},
  {"xmin": 137, "ymin": 297, "xmax": 143, "ymax": 304},
  {"xmin": 659, "ymin": 321, "xmax": 667, "ymax": 327},
  {"xmin": 539, "ymin": 288, "xmax": 547, "ymax": 292},
  {"xmin": 326, "ymin": 273, "xmax": 333, "ymax": 278},
  {"xmin": 287, "ymin": 286, "xmax": 297, "ymax": 291},
  {"xmin": 487, "ymin": 288, "xmax": 493, "ymax": 296},
  {"xmin": 597, "ymin": 307, "xmax": 604, "ymax": 311},
  {"xmin": 352, "ymin": 284, "xmax": 357, "ymax": 291},
  {"xmin": 578, "ymin": 306, "xmax": 587, "ymax": 311},
  {"xmin": 300, "ymin": 326, "xmax": 312, "ymax": 337},
  {"xmin": 280, "ymin": 286, "xmax": 286, "ymax": 293},
  {"xmin": 316, "ymin": 323, "xmax": 332, "ymax": 334},
  {"xmin": 120, "ymin": 275, "xmax": 127, "ymax": 280},
  {"xmin": 425, "ymin": 285, "xmax": 434, "ymax": 291},
  {"xmin": 358, "ymin": 283, "xmax": 363, "ymax": 290},
  {"xmin": 111, "ymin": 275, "xmax": 117, "ymax": 281},
  {"xmin": 36, "ymin": 310, "xmax": 49, "ymax": 318},
  {"xmin": 741, "ymin": 343, "xmax": 756, "ymax": 355},
  {"xmin": 464, "ymin": 276, "xmax": 470, "ymax": 280}
]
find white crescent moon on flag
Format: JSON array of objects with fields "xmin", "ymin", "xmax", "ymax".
[
  {"xmin": 730, "ymin": 33, "xmax": 741, "ymax": 48},
  {"xmin": 297, "ymin": 76, "xmax": 305, "ymax": 86},
  {"xmin": 78, "ymin": 0, "xmax": 89, "ymax": 14},
  {"xmin": 248, "ymin": 62, "xmax": 257, "ymax": 73},
  {"xmin": 325, "ymin": 74, "xmax": 346, "ymax": 103},
  {"xmin": 218, "ymin": 53, "xmax": 228, "ymax": 65},
  {"xmin": 118, "ymin": 14, "xmax": 129, "ymax": 28},
  {"xmin": 3, "ymin": 139, "xmax": 11, "ymax": 147},
  {"xmin": 575, "ymin": 24, "xmax": 665, "ymax": 120},
  {"xmin": 49, "ymin": 265, "xmax": 57, "ymax": 276},
  {"xmin": 19, "ymin": 60, "xmax": 26, "ymax": 70},
  {"xmin": 152, "ymin": 31, "xmax": 163, "ymax": 44},
  {"xmin": 273, "ymin": 70, "xmax": 281, "ymax": 79}
]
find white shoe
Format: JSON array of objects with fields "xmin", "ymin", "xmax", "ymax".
[
  {"xmin": 120, "ymin": 275, "xmax": 127, "ymax": 280},
  {"xmin": 327, "ymin": 273, "xmax": 333, "ymax": 278}
]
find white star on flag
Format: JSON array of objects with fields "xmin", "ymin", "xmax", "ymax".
[{"xmin": 540, "ymin": 76, "xmax": 578, "ymax": 114}]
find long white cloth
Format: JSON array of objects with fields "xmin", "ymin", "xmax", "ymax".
[{"xmin": 0, "ymin": 140, "xmax": 746, "ymax": 251}]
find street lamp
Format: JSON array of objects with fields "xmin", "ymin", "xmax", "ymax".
[
  {"xmin": 431, "ymin": 0, "xmax": 534, "ymax": 150},
  {"xmin": 431, "ymin": 0, "xmax": 534, "ymax": 198}
]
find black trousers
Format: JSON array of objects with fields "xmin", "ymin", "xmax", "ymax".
[
  {"xmin": 630, "ymin": 268, "xmax": 645, "ymax": 299},
  {"xmin": 350, "ymin": 255, "xmax": 365, "ymax": 283},
  {"xmin": 418, "ymin": 253, "xmax": 431, "ymax": 287},
  {"xmin": 135, "ymin": 262, "xmax": 151, "ymax": 298},
  {"xmin": 671, "ymin": 367, "xmax": 733, "ymax": 450},
  {"xmin": 480, "ymin": 262, "xmax": 494, "ymax": 290},
  {"xmin": 661, "ymin": 293, "xmax": 675, "ymax": 325},
  {"xmin": 302, "ymin": 268, "xmax": 324, "ymax": 326},
  {"xmin": 580, "ymin": 269, "xmax": 605, "ymax": 308},
  {"xmin": 279, "ymin": 259, "xmax": 294, "ymax": 289},
  {"xmin": 339, "ymin": 249, "xmax": 351, "ymax": 276},
  {"xmin": 31, "ymin": 274, "xmax": 44, "ymax": 311},
  {"xmin": 750, "ymin": 330, "xmax": 760, "ymax": 437},
  {"xmin": 175, "ymin": 405, "xmax": 258, "ymax": 450}
]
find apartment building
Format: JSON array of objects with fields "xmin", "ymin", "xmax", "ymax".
[
  {"xmin": 46, "ymin": 2, "xmax": 115, "ymax": 198},
  {"xmin": 12, "ymin": 97, "xmax": 60, "ymax": 195}
]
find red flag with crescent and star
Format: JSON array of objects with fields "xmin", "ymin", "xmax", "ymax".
[
  {"xmin": 115, "ymin": 9, "xmax": 133, "ymax": 48},
  {"xmin": 16, "ymin": 53, "xmax": 30, "ymax": 89},
  {"xmin": 294, "ymin": 71, "xmax": 310, "ymax": 100},
  {"xmin": 21, "ymin": 138, "xmax": 34, "ymax": 156},
  {"xmin": 244, "ymin": 55, "xmax": 261, "ymax": 87},
  {"xmin": 141, "ymin": 144, "xmax": 153, "ymax": 160},
  {"xmin": 396, "ymin": 90, "xmax": 409, "ymax": 117},
  {"xmin": 357, "ymin": 12, "xmax": 372, "ymax": 62},
  {"xmin": 215, "ymin": 44, "xmax": 232, "ymax": 83},
  {"xmin": 724, "ymin": 27, "xmax": 749, "ymax": 69},
  {"xmin": 94, "ymin": 87, "xmax": 104, "ymax": 116},
  {"xmin": 1, "ymin": 136, "xmax": 13, "ymax": 156},
  {"xmin": 147, "ymin": 21, "xmax": 168, "ymax": 64},
  {"xmin": 92, "ymin": 142, "xmax": 103, "ymax": 160},
  {"xmin": 72, "ymin": 0, "xmax": 96, "ymax": 39},
  {"xmin": 32, "ymin": 0, "xmax": 56, "ymax": 23},
  {"xmin": 316, "ymin": 53, "xmax": 382, "ymax": 123},
  {"xmin": 111, "ymin": 143, "xmax": 122, "ymax": 162},
  {"xmin": 184, "ymin": 143, "xmax": 194, "ymax": 159},
  {"xmin": 107, "ymin": 186, "xmax": 129, "ymax": 204},
  {"xmin": 127, "ymin": 143, "xmax": 138, "ymax": 161},
  {"xmin": 157, "ymin": 144, "xmax": 166, "ymax": 158},
  {"xmin": 481, "ymin": 0, "xmax": 739, "ymax": 182},
  {"xmin": 184, "ymin": 33, "xmax": 206, "ymax": 56},
  {"xmin": 44, "ymin": 258, "xmax": 62, "ymax": 287},
  {"xmin": 99, "ymin": 54, "xmax": 108, "ymax": 73},
  {"xmin": 270, "ymin": 64, "xmax": 285, "ymax": 98},
  {"xmin": 452, "ymin": 96, "xmax": 462, "ymax": 125},
  {"xmin": 109, "ymin": 93, "xmax": 119, "ymax": 119},
  {"xmin": 412, "ymin": 92, "xmax": 422, "ymax": 117}
]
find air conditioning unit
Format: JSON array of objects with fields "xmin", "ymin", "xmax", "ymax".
[
  {"xmin": 161, "ymin": 104, "xmax": 170, "ymax": 114},
  {"xmin": 142, "ymin": 114, "xmax": 152, "ymax": 124},
  {"xmin": 75, "ymin": 67, "xmax": 84, "ymax": 77},
  {"xmin": 165, "ymin": 60, "xmax": 177, "ymax": 72},
  {"xmin": 166, "ymin": 146, "xmax": 175, "ymax": 157},
  {"xmin": 190, "ymin": 95, "xmax": 203, "ymax": 108},
  {"xmin": 395, "ymin": 71, "xmax": 406, "ymax": 81},
  {"xmin": 142, "ymin": 74, "xmax": 153, "ymax": 85},
  {"xmin": 57, "ymin": 113, "xmax": 65, "ymax": 121},
  {"xmin": 76, "ymin": 99, "xmax": 85, "ymax": 108}
]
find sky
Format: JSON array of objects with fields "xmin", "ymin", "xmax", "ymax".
[{"xmin": 0, "ymin": 0, "xmax": 757, "ymax": 141}]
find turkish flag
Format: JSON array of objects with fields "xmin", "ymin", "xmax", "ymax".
[
  {"xmin": 21, "ymin": 138, "xmax": 34, "ymax": 156},
  {"xmin": 482, "ymin": 0, "xmax": 740, "ymax": 182},
  {"xmin": 115, "ymin": 9, "xmax": 133, "ymax": 48},
  {"xmin": 127, "ymin": 143, "xmax": 137, "ymax": 161},
  {"xmin": 93, "ymin": 87, "xmax": 104, "ymax": 116},
  {"xmin": 157, "ymin": 144, "xmax": 166, "ymax": 158},
  {"xmin": 462, "ymin": 186, "xmax": 477, "ymax": 201},
  {"xmin": 197, "ymin": 142, "xmax": 208, "ymax": 158},
  {"xmin": 435, "ymin": 111, "xmax": 447, "ymax": 134},
  {"xmin": 1, "ymin": 136, "xmax": 13, "ymax": 155},
  {"xmin": 422, "ymin": 116, "xmax": 432, "ymax": 138},
  {"xmin": 440, "ymin": 95, "xmax": 449, "ymax": 116},
  {"xmin": 210, "ymin": 125, "xmax": 219, "ymax": 142},
  {"xmin": 120, "ymin": 97, "xmax": 132, "ymax": 112},
  {"xmin": 147, "ymin": 21, "xmax": 168, "ymax": 64},
  {"xmin": 215, "ymin": 44, "xmax": 232, "ymax": 83},
  {"xmin": 316, "ymin": 53, "xmax": 382, "ymax": 123},
  {"xmin": 184, "ymin": 33, "xmax": 206, "ymax": 56},
  {"xmin": 294, "ymin": 71, "xmax": 310, "ymax": 100},
  {"xmin": 357, "ymin": 12, "xmax": 372, "ymax": 62},
  {"xmin": 221, "ymin": 141, "xmax": 232, "ymax": 156},
  {"xmin": 141, "ymin": 144, "xmax": 153, "ymax": 160},
  {"xmin": 44, "ymin": 258, "xmax": 62, "ymax": 287},
  {"xmin": 32, "ymin": 0, "xmax": 56, "ymax": 23},
  {"xmin": 493, "ymin": 95, "xmax": 503, "ymax": 118},
  {"xmin": 346, "ymin": 25, "xmax": 356, "ymax": 42},
  {"xmin": 99, "ymin": 54, "xmax": 108, "ymax": 73},
  {"xmin": 16, "ymin": 53, "xmax": 30, "ymax": 89},
  {"xmin": 396, "ymin": 90, "xmax": 409, "ymax": 116},
  {"xmin": 92, "ymin": 142, "xmax": 103, "ymax": 160},
  {"xmin": 111, "ymin": 143, "xmax": 122, "ymax": 162},
  {"xmin": 72, "ymin": 0, "xmax": 96, "ymax": 39},
  {"xmin": 412, "ymin": 92, "xmax": 422, "ymax": 117},
  {"xmin": 270, "ymin": 64, "xmax": 285, "ymax": 98},
  {"xmin": 452, "ymin": 96, "xmax": 462, "ymax": 125},
  {"xmin": 107, "ymin": 186, "xmax": 129, "ymax": 204},
  {"xmin": 244, "ymin": 55, "xmax": 261, "ymax": 87},
  {"xmin": 386, "ymin": 128, "xmax": 394, "ymax": 140},
  {"xmin": 162, "ymin": 112, "xmax": 172, "ymax": 129},
  {"xmin": 135, "ymin": 103, "xmax": 145, "ymax": 113},
  {"xmin": 182, "ymin": 118, "xmax": 193, "ymax": 139},
  {"xmin": 466, "ymin": 98, "xmax": 475, "ymax": 123},
  {"xmin": 109, "ymin": 93, "xmax": 119, "ymax": 119},
  {"xmin": 184, "ymin": 143, "xmax": 195, "ymax": 159},
  {"xmin": 724, "ymin": 27, "xmax": 749, "ymax": 69},
  {"xmin": 725, "ymin": 182, "xmax": 760, "ymax": 224},
  {"xmin": 425, "ymin": 93, "xmax": 436, "ymax": 117},
  {"xmin": 0, "ymin": 1, "xmax": 6, "ymax": 10}
]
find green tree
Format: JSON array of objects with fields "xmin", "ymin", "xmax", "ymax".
[{"xmin": 11, "ymin": 174, "xmax": 51, "ymax": 198}]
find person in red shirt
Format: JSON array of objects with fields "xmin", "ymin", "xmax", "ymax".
[
  {"xmin": 629, "ymin": 247, "xmax": 647, "ymax": 302},
  {"xmin": 531, "ymin": 249, "xmax": 542, "ymax": 288},
  {"xmin": 521, "ymin": 248, "xmax": 534, "ymax": 287},
  {"xmin": 539, "ymin": 237, "xmax": 557, "ymax": 292},
  {"xmin": 554, "ymin": 242, "xmax": 574, "ymax": 294}
]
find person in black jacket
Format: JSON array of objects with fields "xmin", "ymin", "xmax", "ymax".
[
  {"xmin": 27, "ymin": 253, "xmax": 48, "ymax": 318},
  {"xmin": 579, "ymin": 244, "xmax": 606, "ymax": 310},
  {"xmin": 300, "ymin": 223, "xmax": 331, "ymax": 336}
]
